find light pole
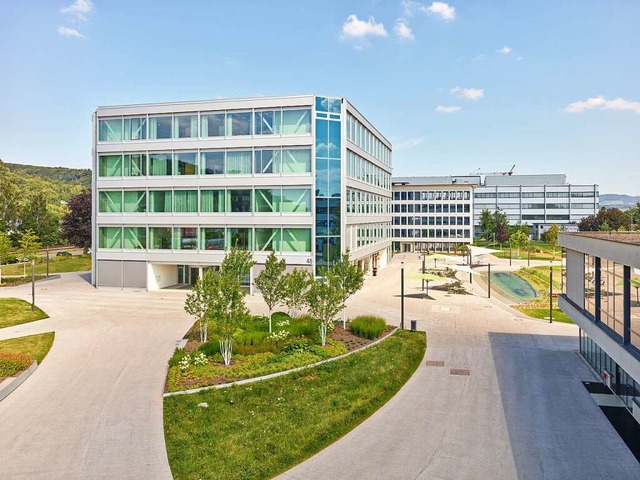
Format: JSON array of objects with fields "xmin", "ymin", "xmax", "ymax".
[
  {"xmin": 422, "ymin": 256, "xmax": 425, "ymax": 291},
  {"xmin": 31, "ymin": 259, "xmax": 35, "ymax": 311},
  {"xmin": 549, "ymin": 263, "xmax": 553, "ymax": 323},
  {"xmin": 46, "ymin": 245, "xmax": 50, "ymax": 277},
  {"xmin": 400, "ymin": 262, "xmax": 405, "ymax": 330},
  {"xmin": 527, "ymin": 238, "xmax": 531, "ymax": 267},
  {"xmin": 488, "ymin": 263, "xmax": 491, "ymax": 298},
  {"xmin": 509, "ymin": 239, "xmax": 512, "ymax": 266}
]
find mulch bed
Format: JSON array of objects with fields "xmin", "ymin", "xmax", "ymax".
[{"xmin": 329, "ymin": 323, "xmax": 394, "ymax": 351}]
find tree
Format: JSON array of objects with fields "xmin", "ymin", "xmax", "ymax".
[
  {"xmin": 221, "ymin": 245, "xmax": 255, "ymax": 285},
  {"xmin": 330, "ymin": 250, "xmax": 364, "ymax": 329},
  {"xmin": 0, "ymin": 161, "xmax": 20, "ymax": 235},
  {"xmin": 0, "ymin": 231, "xmax": 13, "ymax": 264},
  {"xmin": 479, "ymin": 209, "xmax": 495, "ymax": 240},
  {"xmin": 20, "ymin": 192, "xmax": 61, "ymax": 247},
  {"xmin": 510, "ymin": 230, "xmax": 529, "ymax": 258},
  {"xmin": 62, "ymin": 190, "xmax": 92, "ymax": 253},
  {"xmin": 282, "ymin": 268, "xmax": 313, "ymax": 316},
  {"xmin": 18, "ymin": 229, "xmax": 41, "ymax": 262},
  {"xmin": 184, "ymin": 269, "xmax": 217, "ymax": 343},
  {"xmin": 254, "ymin": 251, "xmax": 287, "ymax": 332},
  {"xmin": 578, "ymin": 214, "xmax": 598, "ymax": 232},
  {"xmin": 541, "ymin": 224, "xmax": 560, "ymax": 246},
  {"xmin": 495, "ymin": 223, "xmax": 509, "ymax": 245},
  {"xmin": 306, "ymin": 270, "xmax": 344, "ymax": 346},
  {"xmin": 596, "ymin": 208, "xmax": 629, "ymax": 231}
]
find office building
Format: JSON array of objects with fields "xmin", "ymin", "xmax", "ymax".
[
  {"xmin": 559, "ymin": 232, "xmax": 640, "ymax": 423},
  {"xmin": 391, "ymin": 176, "xmax": 476, "ymax": 252},
  {"xmin": 92, "ymin": 95, "xmax": 392, "ymax": 290}
]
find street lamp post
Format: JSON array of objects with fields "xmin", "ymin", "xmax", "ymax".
[
  {"xmin": 401, "ymin": 262, "xmax": 405, "ymax": 330},
  {"xmin": 549, "ymin": 264, "xmax": 553, "ymax": 323},
  {"xmin": 488, "ymin": 263, "xmax": 491, "ymax": 298},
  {"xmin": 46, "ymin": 245, "xmax": 50, "ymax": 277},
  {"xmin": 509, "ymin": 239, "xmax": 512, "ymax": 266},
  {"xmin": 527, "ymin": 238, "xmax": 531, "ymax": 267},
  {"xmin": 31, "ymin": 260, "xmax": 35, "ymax": 311},
  {"xmin": 422, "ymin": 256, "xmax": 425, "ymax": 291}
]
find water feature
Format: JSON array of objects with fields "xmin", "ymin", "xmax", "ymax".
[{"xmin": 490, "ymin": 272, "xmax": 537, "ymax": 301}]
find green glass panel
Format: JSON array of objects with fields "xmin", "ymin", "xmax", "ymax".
[
  {"xmin": 149, "ymin": 153, "xmax": 172, "ymax": 176},
  {"xmin": 174, "ymin": 152, "xmax": 198, "ymax": 175},
  {"xmin": 123, "ymin": 117, "xmax": 147, "ymax": 140},
  {"xmin": 149, "ymin": 227, "xmax": 172, "ymax": 249},
  {"xmin": 123, "ymin": 191, "xmax": 146, "ymax": 213},
  {"xmin": 201, "ymin": 227, "xmax": 225, "ymax": 250},
  {"xmin": 123, "ymin": 227, "xmax": 146, "ymax": 249},
  {"xmin": 149, "ymin": 191, "xmax": 172, "ymax": 213},
  {"xmin": 281, "ymin": 109, "xmax": 311, "ymax": 134},
  {"xmin": 256, "ymin": 228, "xmax": 281, "ymax": 251},
  {"xmin": 99, "ymin": 155, "xmax": 122, "ymax": 177},
  {"xmin": 227, "ymin": 228, "xmax": 252, "ymax": 250},
  {"xmin": 226, "ymin": 150, "xmax": 252, "ymax": 174},
  {"xmin": 174, "ymin": 190, "xmax": 198, "ymax": 213},
  {"xmin": 174, "ymin": 115, "xmax": 197, "ymax": 138},
  {"xmin": 200, "ymin": 190, "xmax": 225, "ymax": 213},
  {"xmin": 123, "ymin": 154, "xmax": 146, "ymax": 176},
  {"xmin": 227, "ymin": 190, "xmax": 252, "ymax": 213},
  {"xmin": 255, "ymin": 189, "xmax": 281, "ymax": 213},
  {"xmin": 98, "ymin": 191, "xmax": 122, "ymax": 213},
  {"xmin": 281, "ymin": 148, "xmax": 311, "ymax": 173},
  {"xmin": 98, "ymin": 119, "xmax": 122, "ymax": 142},
  {"xmin": 282, "ymin": 189, "xmax": 311, "ymax": 213},
  {"xmin": 281, "ymin": 228, "xmax": 311, "ymax": 252},
  {"xmin": 173, "ymin": 227, "xmax": 198, "ymax": 250},
  {"xmin": 98, "ymin": 227, "xmax": 122, "ymax": 248}
]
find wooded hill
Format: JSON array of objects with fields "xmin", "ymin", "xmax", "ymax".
[{"xmin": 5, "ymin": 162, "xmax": 91, "ymax": 189}]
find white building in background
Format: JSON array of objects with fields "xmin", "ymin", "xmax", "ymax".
[
  {"xmin": 92, "ymin": 95, "xmax": 392, "ymax": 290},
  {"xmin": 472, "ymin": 174, "xmax": 599, "ymax": 239},
  {"xmin": 391, "ymin": 176, "xmax": 476, "ymax": 253}
]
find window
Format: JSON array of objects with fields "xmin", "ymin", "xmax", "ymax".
[
  {"xmin": 282, "ymin": 189, "xmax": 311, "ymax": 212},
  {"xmin": 98, "ymin": 227, "xmax": 122, "ymax": 248},
  {"xmin": 123, "ymin": 154, "xmax": 146, "ymax": 176},
  {"xmin": 123, "ymin": 191, "xmax": 146, "ymax": 213},
  {"xmin": 123, "ymin": 117, "xmax": 146, "ymax": 140},
  {"xmin": 600, "ymin": 259, "xmax": 625, "ymax": 337},
  {"xmin": 123, "ymin": 227, "xmax": 146, "ymax": 249},
  {"xmin": 174, "ymin": 190, "xmax": 198, "ymax": 213},
  {"xmin": 226, "ymin": 150, "xmax": 252, "ymax": 174},
  {"xmin": 174, "ymin": 151, "xmax": 198, "ymax": 175},
  {"xmin": 281, "ymin": 109, "xmax": 311, "ymax": 134},
  {"xmin": 228, "ymin": 112, "xmax": 252, "ymax": 136},
  {"xmin": 200, "ymin": 190, "xmax": 225, "ymax": 213},
  {"xmin": 99, "ymin": 191, "xmax": 122, "ymax": 213},
  {"xmin": 201, "ymin": 227, "xmax": 225, "ymax": 250},
  {"xmin": 98, "ymin": 119, "xmax": 122, "ymax": 142},
  {"xmin": 255, "ymin": 149, "xmax": 278, "ymax": 174},
  {"xmin": 255, "ymin": 189, "xmax": 281, "ymax": 213},
  {"xmin": 201, "ymin": 113, "xmax": 225, "ymax": 137},
  {"xmin": 173, "ymin": 227, "xmax": 198, "ymax": 250},
  {"xmin": 281, "ymin": 148, "xmax": 311, "ymax": 173},
  {"xmin": 174, "ymin": 115, "xmax": 197, "ymax": 138},
  {"xmin": 149, "ymin": 116, "xmax": 172, "ymax": 139},
  {"xmin": 255, "ymin": 110, "xmax": 277, "ymax": 135},
  {"xmin": 149, "ymin": 227, "xmax": 172, "ymax": 249},
  {"xmin": 149, "ymin": 190, "xmax": 172, "ymax": 213},
  {"xmin": 227, "ymin": 227, "xmax": 252, "ymax": 250},
  {"xmin": 149, "ymin": 153, "xmax": 172, "ymax": 176},
  {"xmin": 228, "ymin": 189, "xmax": 252, "ymax": 212},
  {"xmin": 99, "ymin": 155, "xmax": 122, "ymax": 177},
  {"xmin": 201, "ymin": 151, "xmax": 224, "ymax": 175},
  {"xmin": 255, "ymin": 227, "xmax": 281, "ymax": 251},
  {"xmin": 281, "ymin": 228, "xmax": 311, "ymax": 252}
]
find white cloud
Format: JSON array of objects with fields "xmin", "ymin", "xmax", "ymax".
[
  {"xmin": 395, "ymin": 137, "xmax": 425, "ymax": 150},
  {"xmin": 423, "ymin": 2, "xmax": 456, "ymax": 21},
  {"xmin": 341, "ymin": 15, "xmax": 388, "ymax": 39},
  {"xmin": 497, "ymin": 45, "xmax": 512, "ymax": 54},
  {"xmin": 451, "ymin": 86, "xmax": 484, "ymax": 100},
  {"xmin": 394, "ymin": 19, "xmax": 415, "ymax": 39},
  {"xmin": 563, "ymin": 96, "xmax": 640, "ymax": 114},
  {"xmin": 57, "ymin": 26, "xmax": 85, "ymax": 38},
  {"xmin": 436, "ymin": 105, "xmax": 461, "ymax": 113},
  {"xmin": 401, "ymin": 1, "xmax": 421, "ymax": 16},
  {"xmin": 61, "ymin": 0, "xmax": 93, "ymax": 21}
]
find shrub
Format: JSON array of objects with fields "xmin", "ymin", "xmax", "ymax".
[
  {"xmin": 272, "ymin": 311, "xmax": 292, "ymax": 323},
  {"xmin": 349, "ymin": 315, "xmax": 386, "ymax": 340},
  {"xmin": 0, "ymin": 352, "xmax": 34, "ymax": 378},
  {"xmin": 289, "ymin": 314, "xmax": 319, "ymax": 339},
  {"xmin": 168, "ymin": 348, "xmax": 190, "ymax": 368},
  {"xmin": 198, "ymin": 340, "xmax": 221, "ymax": 356},
  {"xmin": 309, "ymin": 340, "xmax": 348, "ymax": 359},
  {"xmin": 282, "ymin": 337, "xmax": 312, "ymax": 354}
]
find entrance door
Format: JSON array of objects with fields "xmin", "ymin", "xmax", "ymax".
[{"xmin": 190, "ymin": 267, "xmax": 199, "ymax": 286}]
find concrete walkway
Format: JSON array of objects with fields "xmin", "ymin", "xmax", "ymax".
[
  {"xmin": 279, "ymin": 254, "xmax": 640, "ymax": 480},
  {"xmin": 0, "ymin": 273, "xmax": 194, "ymax": 479}
]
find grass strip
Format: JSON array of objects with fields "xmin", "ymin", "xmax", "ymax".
[
  {"xmin": 0, "ymin": 332, "xmax": 55, "ymax": 365},
  {"xmin": 0, "ymin": 255, "xmax": 91, "ymax": 276},
  {"xmin": 164, "ymin": 330, "xmax": 426, "ymax": 480},
  {"xmin": 0, "ymin": 298, "xmax": 48, "ymax": 329},
  {"xmin": 515, "ymin": 307, "xmax": 573, "ymax": 323}
]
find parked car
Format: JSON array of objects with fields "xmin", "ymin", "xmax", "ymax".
[{"xmin": 56, "ymin": 251, "xmax": 72, "ymax": 257}]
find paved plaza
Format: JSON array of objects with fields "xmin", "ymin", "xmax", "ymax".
[{"xmin": 0, "ymin": 257, "xmax": 639, "ymax": 479}]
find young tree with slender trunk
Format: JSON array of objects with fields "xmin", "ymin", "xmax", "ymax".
[
  {"xmin": 282, "ymin": 268, "xmax": 312, "ymax": 316},
  {"xmin": 330, "ymin": 250, "xmax": 364, "ymax": 329},
  {"xmin": 510, "ymin": 230, "xmax": 529, "ymax": 258},
  {"xmin": 254, "ymin": 251, "xmax": 286, "ymax": 332},
  {"xmin": 306, "ymin": 271, "xmax": 344, "ymax": 346},
  {"xmin": 184, "ymin": 269, "xmax": 216, "ymax": 343}
]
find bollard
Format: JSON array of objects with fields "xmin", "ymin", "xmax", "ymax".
[{"xmin": 410, "ymin": 320, "xmax": 417, "ymax": 332}]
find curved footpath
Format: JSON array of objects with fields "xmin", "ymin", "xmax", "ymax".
[{"xmin": 279, "ymin": 255, "xmax": 640, "ymax": 480}]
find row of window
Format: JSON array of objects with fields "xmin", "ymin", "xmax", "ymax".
[
  {"xmin": 98, "ymin": 226, "xmax": 312, "ymax": 253},
  {"xmin": 394, "ymin": 203, "xmax": 471, "ymax": 214},
  {"xmin": 474, "ymin": 202, "xmax": 595, "ymax": 210},
  {"xmin": 346, "ymin": 113, "xmax": 391, "ymax": 166},
  {"xmin": 355, "ymin": 223, "xmax": 390, "ymax": 249},
  {"xmin": 394, "ymin": 216, "xmax": 471, "ymax": 226},
  {"xmin": 346, "ymin": 150, "xmax": 392, "ymax": 190},
  {"xmin": 97, "ymin": 108, "xmax": 312, "ymax": 142},
  {"xmin": 393, "ymin": 229, "xmax": 472, "ymax": 239},
  {"xmin": 98, "ymin": 188, "xmax": 312, "ymax": 214},
  {"xmin": 98, "ymin": 148, "xmax": 312, "ymax": 177},
  {"xmin": 476, "ymin": 191, "xmax": 596, "ymax": 198},
  {"xmin": 393, "ymin": 190, "xmax": 472, "ymax": 201},
  {"xmin": 346, "ymin": 188, "xmax": 391, "ymax": 215}
]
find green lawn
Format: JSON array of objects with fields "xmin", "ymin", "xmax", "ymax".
[
  {"xmin": 0, "ymin": 255, "xmax": 91, "ymax": 276},
  {"xmin": 0, "ymin": 332, "xmax": 55, "ymax": 364},
  {"xmin": 164, "ymin": 330, "xmax": 426, "ymax": 480},
  {"xmin": 475, "ymin": 240, "xmax": 560, "ymax": 261},
  {"xmin": 515, "ymin": 266, "xmax": 563, "ymax": 293},
  {"xmin": 516, "ymin": 307, "xmax": 573, "ymax": 323},
  {"xmin": 0, "ymin": 298, "xmax": 48, "ymax": 329}
]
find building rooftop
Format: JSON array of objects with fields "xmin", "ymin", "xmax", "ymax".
[
  {"xmin": 563, "ymin": 232, "xmax": 640, "ymax": 246},
  {"xmin": 392, "ymin": 176, "xmax": 478, "ymax": 186}
]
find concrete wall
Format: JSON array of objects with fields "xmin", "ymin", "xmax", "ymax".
[
  {"xmin": 566, "ymin": 249, "xmax": 585, "ymax": 308},
  {"xmin": 148, "ymin": 264, "xmax": 178, "ymax": 291},
  {"xmin": 560, "ymin": 233, "xmax": 640, "ymax": 269}
]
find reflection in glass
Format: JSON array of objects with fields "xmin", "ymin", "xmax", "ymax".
[
  {"xmin": 255, "ymin": 189, "xmax": 281, "ymax": 213},
  {"xmin": 149, "ymin": 116, "xmax": 172, "ymax": 139},
  {"xmin": 174, "ymin": 190, "xmax": 198, "ymax": 213},
  {"xmin": 227, "ymin": 228, "xmax": 252, "ymax": 250},
  {"xmin": 315, "ymin": 158, "xmax": 328, "ymax": 197},
  {"xmin": 99, "ymin": 155, "xmax": 122, "ymax": 177},
  {"xmin": 124, "ymin": 117, "xmax": 147, "ymax": 140},
  {"xmin": 229, "ymin": 112, "xmax": 252, "ymax": 136},
  {"xmin": 99, "ymin": 227, "xmax": 122, "ymax": 248},
  {"xmin": 149, "ymin": 227, "xmax": 172, "ymax": 249},
  {"xmin": 175, "ymin": 115, "xmax": 197, "ymax": 138},
  {"xmin": 281, "ymin": 148, "xmax": 311, "ymax": 173},
  {"xmin": 98, "ymin": 119, "xmax": 122, "ymax": 142},
  {"xmin": 281, "ymin": 228, "xmax": 311, "ymax": 252},
  {"xmin": 173, "ymin": 227, "xmax": 198, "ymax": 250},
  {"xmin": 123, "ymin": 154, "xmax": 146, "ymax": 176},
  {"xmin": 226, "ymin": 150, "xmax": 252, "ymax": 174},
  {"xmin": 200, "ymin": 190, "xmax": 225, "ymax": 213},
  {"xmin": 228, "ymin": 190, "xmax": 252, "ymax": 212},
  {"xmin": 149, "ymin": 190, "xmax": 172, "ymax": 213},
  {"xmin": 201, "ymin": 228, "xmax": 225, "ymax": 250},
  {"xmin": 149, "ymin": 153, "xmax": 172, "ymax": 176},
  {"xmin": 201, "ymin": 151, "xmax": 224, "ymax": 175},
  {"xmin": 174, "ymin": 151, "xmax": 198, "ymax": 175},
  {"xmin": 281, "ymin": 189, "xmax": 311, "ymax": 212},
  {"xmin": 281, "ymin": 109, "xmax": 311, "ymax": 134},
  {"xmin": 123, "ymin": 227, "xmax": 146, "ymax": 249},
  {"xmin": 201, "ymin": 113, "xmax": 225, "ymax": 137},
  {"xmin": 99, "ymin": 191, "xmax": 122, "ymax": 213},
  {"xmin": 256, "ymin": 227, "xmax": 281, "ymax": 251},
  {"xmin": 255, "ymin": 150, "xmax": 276, "ymax": 174}
]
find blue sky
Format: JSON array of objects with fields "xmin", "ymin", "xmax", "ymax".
[{"xmin": 1, "ymin": 0, "xmax": 638, "ymax": 194}]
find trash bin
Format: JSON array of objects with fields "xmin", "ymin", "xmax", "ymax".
[
  {"xmin": 372, "ymin": 267, "xmax": 377, "ymax": 276},
  {"xmin": 410, "ymin": 320, "xmax": 417, "ymax": 332}
]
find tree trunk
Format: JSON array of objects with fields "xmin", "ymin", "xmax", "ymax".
[
  {"xmin": 269, "ymin": 308, "xmax": 272, "ymax": 333},
  {"xmin": 342, "ymin": 307, "xmax": 346, "ymax": 330},
  {"xmin": 219, "ymin": 338, "xmax": 233, "ymax": 366},
  {"xmin": 319, "ymin": 322, "xmax": 328, "ymax": 346}
]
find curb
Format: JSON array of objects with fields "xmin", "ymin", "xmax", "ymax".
[
  {"xmin": 0, "ymin": 361, "xmax": 38, "ymax": 403},
  {"xmin": 164, "ymin": 327, "xmax": 399, "ymax": 398}
]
